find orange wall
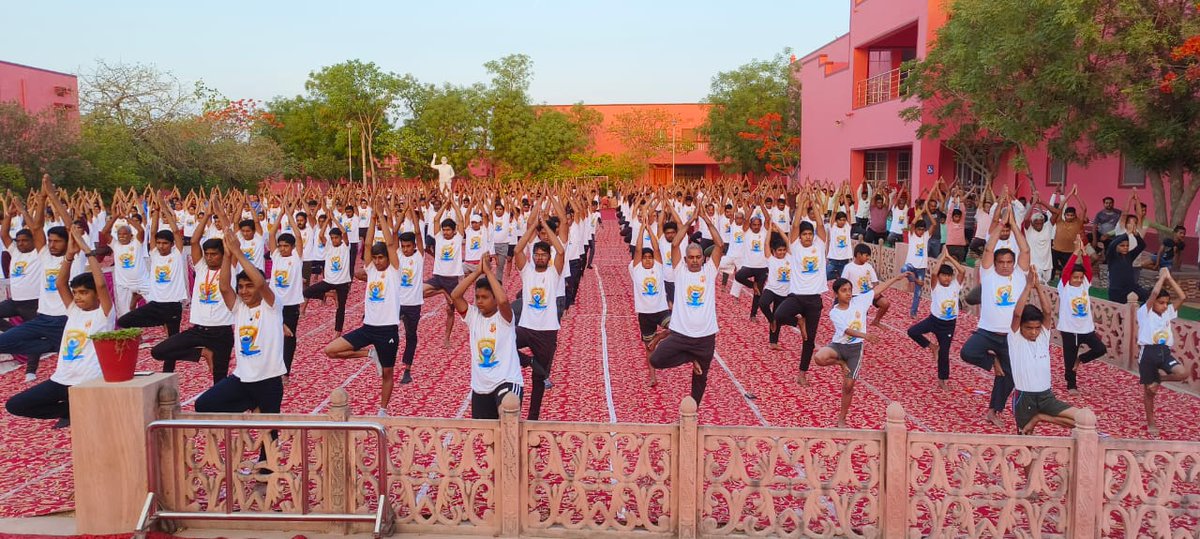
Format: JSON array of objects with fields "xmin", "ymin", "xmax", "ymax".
[{"xmin": 543, "ymin": 103, "xmax": 719, "ymax": 166}]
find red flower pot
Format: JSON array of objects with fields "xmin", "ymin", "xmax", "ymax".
[{"xmin": 94, "ymin": 337, "xmax": 140, "ymax": 383}]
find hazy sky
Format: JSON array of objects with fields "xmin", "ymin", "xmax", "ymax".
[{"xmin": 3, "ymin": 1, "xmax": 849, "ymax": 104}]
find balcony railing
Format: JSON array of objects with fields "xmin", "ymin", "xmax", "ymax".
[{"xmin": 854, "ymin": 66, "xmax": 908, "ymax": 109}]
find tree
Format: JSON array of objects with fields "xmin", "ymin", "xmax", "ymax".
[
  {"xmin": 483, "ymin": 54, "xmax": 537, "ymax": 177},
  {"xmin": 608, "ymin": 107, "xmax": 696, "ymax": 173},
  {"xmin": 701, "ymin": 49, "xmax": 800, "ymax": 176},
  {"xmin": 737, "ymin": 112, "xmax": 800, "ymax": 178},
  {"xmin": 80, "ymin": 59, "xmax": 198, "ymax": 134},
  {"xmin": 0, "ymin": 103, "xmax": 86, "ymax": 188},
  {"xmin": 260, "ymin": 95, "xmax": 346, "ymax": 179},
  {"xmin": 390, "ymin": 82, "xmax": 489, "ymax": 179},
  {"xmin": 508, "ymin": 104, "xmax": 601, "ymax": 178},
  {"xmin": 305, "ymin": 60, "xmax": 405, "ymax": 185}
]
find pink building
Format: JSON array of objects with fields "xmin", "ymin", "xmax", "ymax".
[
  {"xmin": 798, "ymin": 0, "xmax": 1199, "ymax": 243},
  {"xmin": 0, "ymin": 60, "xmax": 79, "ymax": 120}
]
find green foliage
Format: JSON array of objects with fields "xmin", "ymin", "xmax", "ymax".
[
  {"xmin": 701, "ymin": 49, "xmax": 800, "ymax": 176},
  {"xmin": 259, "ymin": 95, "xmax": 346, "ymax": 179},
  {"xmin": 0, "ymin": 164, "xmax": 27, "ymax": 192},
  {"xmin": 90, "ymin": 327, "xmax": 143, "ymax": 341}
]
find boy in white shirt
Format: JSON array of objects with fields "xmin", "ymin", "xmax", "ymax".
[
  {"xmin": 1137, "ymin": 269, "xmax": 1189, "ymax": 435},
  {"xmin": 118, "ymin": 198, "xmax": 188, "ymax": 339},
  {"xmin": 452, "ymin": 253, "xmax": 523, "ymax": 420},
  {"xmin": 5, "ymin": 228, "xmax": 114, "ymax": 429},
  {"xmin": 906, "ymin": 251, "xmax": 967, "ymax": 389},
  {"xmin": 630, "ymin": 220, "xmax": 670, "ymax": 386},
  {"xmin": 1007, "ymin": 266, "xmax": 1081, "ymax": 435},
  {"xmin": 1056, "ymin": 239, "xmax": 1107, "ymax": 394},
  {"xmin": 511, "ymin": 210, "xmax": 567, "ymax": 421}
]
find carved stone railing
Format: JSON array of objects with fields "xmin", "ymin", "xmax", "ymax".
[{"xmin": 130, "ymin": 382, "xmax": 1200, "ymax": 538}]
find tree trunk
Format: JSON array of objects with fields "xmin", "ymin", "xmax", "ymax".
[
  {"xmin": 1149, "ymin": 168, "xmax": 1168, "ymax": 226},
  {"xmin": 1168, "ymin": 161, "xmax": 1197, "ymax": 229},
  {"xmin": 359, "ymin": 130, "xmax": 367, "ymax": 190}
]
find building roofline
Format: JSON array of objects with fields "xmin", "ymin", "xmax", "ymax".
[
  {"xmin": 0, "ymin": 60, "xmax": 77, "ymax": 79},
  {"xmin": 538, "ymin": 102, "xmax": 709, "ymax": 107},
  {"xmin": 799, "ymin": 33, "xmax": 850, "ymax": 64}
]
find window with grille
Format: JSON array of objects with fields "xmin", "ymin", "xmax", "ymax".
[
  {"xmin": 1048, "ymin": 158, "xmax": 1067, "ymax": 186},
  {"xmin": 865, "ymin": 151, "xmax": 888, "ymax": 183},
  {"xmin": 896, "ymin": 151, "xmax": 912, "ymax": 184},
  {"xmin": 1120, "ymin": 156, "xmax": 1146, "ymax": 187}
]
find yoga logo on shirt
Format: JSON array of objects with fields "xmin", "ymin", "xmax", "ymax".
[
  {"xmin": 800, "ymin": 255, "xmax": 819, "ymax": 274},
  {"xmin": 273, "ymin": 270, "xmax": 290, "ymax": 289},
  {"xmin": 837, "ymin": 236, "xmax": 848, "ymax": 249},
  {"xmin": 399, "ymin": 267, "xmax": 415, "ymax": 288},
  {"xmin": 846, "ymin": 317, "xmax": 863, "ymax": 343},
  {"xmin": 470, "ymin": 236, "xmax": 482, "ymax": 250},
  {"xmin": 751, "ymin": 240, "xmax": 762, "ymax": 253},
  {"xmin": 642, "ymin": 277, "xmax": 659, "ymax": 296},
  {"xmin": 1070, "ymin": 296, "xmax": 1089, "ymax": 317},
  {"xmin": 858, "ymin": 275, "xmax": 871, "ymax": 294},
  {"xmin": 330, "ymin": 256, "xmax": 343, "ymax": 273},
  {"xmin": 198, "ymin": 282, "xmax": 220, "ymax": 304},
  {"xmin": 734, "ymin": 232, "xmax": 744, "ymax": 244},
  {"xmin": 238, "ymin": 325, "xmax": 261, "ymax": 356},
  {"xmin": 60, "ymin": 329, "xmax": 88, "ymax": 361},
  {"xmin": 368, "ymin": 280, "xmax": 386, "ymax": 302},
  {"xmin": 914, "ymin": 243, "xmax": 925, "ymax": 257},
  {"xmin": 1152, "ymin": 329, "xmax": 1170, "ymax": 345},
  {"xmin": 45, "ymin": 268, "xmax": 59, "ymax": 291},
  {"xmin": 685, "ymin": 284, "xmax": 705, "ymax": 307},
  {"xmin": 940, "ymin": 299, "xmax": 957, "ymax": 319},
  {"xmin": 777, "ymin": 264, "xmax": 791, "ymax": 283},
  {"xmin": 529, "ymin": 287, "xmax": 549, "ymax": 310},
  {"xmin": 242, "ymin": 247, "xmax": 254, "ymax": 261},
  {"xmin": 154, "ymin": 264, "xmax": 172, "ymax": 284},
  {"xmin": 119, "ymin": 252, "xmax": 135, "ymax": 269},
  {"xmin": 440, "ymin": 244, "xmax": 455, "ymax": 261},
  {"xmin": 11, "ymin": 261, "xmax": 27, "ymax": 277},
  {"xmin": 476, "ymin": 337, "xmax": 498, "ymax": 368},
  {"xmin": 994, "ymin": 285, "xmax": 1015, "ymax": 306}
]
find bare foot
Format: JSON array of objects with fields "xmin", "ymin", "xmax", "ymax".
[
  {"xmin": 928, "ymin": 342, "xmax": 940, "ymax": 359},
  {"xmin": 770, "ymin": 343, "xmax": 783, "ymax": 351},
  {"xmin": 986, "ymin": 409, "xmax": 1004, "ymax": 428},
  {"xmin": 1069, "ymin": 388, "xmax": 1080, "ymax": 396},
  {"xmin": 836, "ymin": 418, "xmax": 848, "ymax": 428},
  {"xmin": 938, "ymin": 380, "xmax": 948, "ymax": 390},
  {"xmin": 692, "ymin": 361, "xmax": 703, "ymax": 375},
  {"xmin": 1147, "ymin": 424, "xmax": 1160, "ymax": 437},
  {"xmin": 796, "ymin": 371, "xmax": 809, "ymax": 386}
]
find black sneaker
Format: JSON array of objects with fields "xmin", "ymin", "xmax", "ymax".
[
  {"xmin": 400, "ymin": 369, "xmax": 413, "ymax": 385},
  {"xmin": 52, "ymin": 417, "xmax": 70, "ymax": 429},
  {"xmin": 543, "ymin": 379, "xmax": 554, "ymax": 390}
]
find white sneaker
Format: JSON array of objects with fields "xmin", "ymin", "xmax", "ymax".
[
  {"xmin": 24, "ymin": 372, "xmax": 36, "ymax": 383},
  {"xmin": 368, "ymin": 348, "xmax": 381, "ymax": 376},
  {"xmin": 377, "ymin": 407, "xmax": 387, "ymax": 417}
]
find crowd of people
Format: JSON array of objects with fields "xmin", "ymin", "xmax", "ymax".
[{"xmin": 0, "ymin": 173, "xmax": 1192, "ymax": 437}]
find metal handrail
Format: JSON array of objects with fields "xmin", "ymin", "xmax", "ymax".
[
  {"xmin": 854, "ymin": 66, "xmax": 908, "ymax": 109},
  {"xmin": 136, "ymin": 419, "xmax": 392, "ymax": 538}
]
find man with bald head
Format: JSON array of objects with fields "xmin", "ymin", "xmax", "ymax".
[{"xmin": 648, "ymin": 201, "xmax": 724, "ymax": 406}]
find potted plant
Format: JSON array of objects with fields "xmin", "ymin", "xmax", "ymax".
[{"xmin": 91, "ymin": 328, "xmax": 143, "ymax": 382}]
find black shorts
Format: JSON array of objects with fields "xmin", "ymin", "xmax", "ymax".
[
  {"xmin": 1139, "ymin": 344, "xmax": 1182, "ymax": 385},
  {"xmin": 1012, "ymin": 389, "xmax": 1071, "ymax": 429},
  {"xmin": 472, "ymin": 382, "xmax": 523, "ymax": 420},
  {"xmin": 664, "ymin": 281, "xmax": 676, "ymax": 302},
  {"xmin": 425, "ymin": 274, "xmax": 459, "ymax": 294},
  {"xmin": 303, "ymin": 260, "xmax": 325, "ymax": 276},
  {"xmin": 637, "ymin": 310, "xmax": 671, "ymax": 342},
  {"xmin": 343, "ymin": 324, "xmax": 400, "ymax": 368}
]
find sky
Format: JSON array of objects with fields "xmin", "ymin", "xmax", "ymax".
[{"xmin": 2, "ymin": 1, "xmax": 849, "ymax": 105}]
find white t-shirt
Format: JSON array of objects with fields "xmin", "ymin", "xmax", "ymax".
[
  {"xmin": 433, "ymin": 234, "xmax": 463, "ymax": 276},
  {"xmin": 36, "ymin": 248, "xmax": 66, "ymax": 317},
  {"xmin": 232, "ymin": 299, "xmax": 287, "ymax": 383},
  {"xmin": 396, "ymin": 251, "xmax": 424, "ymax": 307},
  {"xmin": 827, "ymin": 224, "xmax": 853, "ymax": 261},
  {"xmin": 1137, "ymin": 304, "xmax": 1176, "ymax": 346},
  {"xmin": 931, "ymin": 280, "xmax": 962, "ymax": 321},
  {"xmin": 659, "ymin": 237, "xmax": 677, "ymax": 281},
  {"xmin": 148, "ymin": 248, "xmax": 189, "ymax": 303},
  {"xmin": 336, "ymin": 213, "xmax": 360, "ymax": 244},
  {"xmin": 190, "ymin": 263, "xmax": 234, "ymax": 326},
  {"xmin": 841, "ymin": 261, "xmax": 879, "ymax": 297},
  {"xmin": 992, "ymin": 234, "xmax": 1022, "ymax": 257},
  {"xmin": 50, "ymin": 304, "xmax": 115, "ymax": 386},
  {"xmin": 463, "ymin": 226, "xmax": 489, "ymax": 263},
  {"xmin": 111, "ymin": 239, "xmax": 148, "ymax": 292},
  {"xmin": 764, "ymin": 255, "xmax": 793, "ymax": 296},
  {"xmin": 1026, "ymin": 223, "xmax": 1055, "ymax": 273},
  {"xmin": 790, "ymin": 238, "xmax": 827, "ymax": 295},
  {"xmin": 978, "ymin": 266, "xmax": 1026, "ymax": 334},
  {"xmin": 629, "ymin": 261, "xmax": 669, "ymax": 314},
  {"xmin": 741, "ymin": 229, "xmax": 768, "ymax": 268},
  {"xmin": 237, "ymin": 234, "xmax": 265, "ymax": 271},
  {"xmin": 298, "ymin": 226, "xmax": 321, "ymax": 262},
  {"xmin": 830, "ymin": 289, "xmax": 874, "ymax": 344},
  {"xmin": 323, "ymin": 242, "xmax": 351, "ymax": 284},
  {"xmin": 464, "ymin": 305, "xmax": 523, "ymax": 394},
  {"xmin": 904, "ymin": 231, "xmax": 930, "ymax": 268},
  {"xmin": 269, "ymin": 252, "xmax": 304, "ymax": 306},
  {"xmin": 1007, "ymin": 329, "xmax": 1052, "ymax": 392},
  {"xmin": 519, "ymin": 265, "xmax": 560, "ymax": 331},
  {"xmin": 491, "ymin": 213, "xmax": 511, "ymax": 245},
  {"xmin": 669, "ymin": 261, "xmax": 718, "ymax": 338},
  {"xmin": 1056, "ymin": 279, "xmax": 1094, "ymax": 334},
  {"xmin": 7, "ymin": 245, "xmax": 43, "ymax": 301},
  {"xmin": 889, "ymin": 207, "xmax": 909, "ymax": 235},
  {"xmin": 363, "ymin": 264, "xmax": 402, "ymax": 326}
]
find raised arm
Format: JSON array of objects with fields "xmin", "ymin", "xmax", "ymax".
[
  {"xmin": 450, "ymin": 263, "xmax": 483, "ymax": 316},
  {"xmin": 57, "ymin": 230, "xmax": 79, "ymax": 308},
  {"xmin": 1010, "ymin": 268, "xmax": 1038, "ymax": 333}
]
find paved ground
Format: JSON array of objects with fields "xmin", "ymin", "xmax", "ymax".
[{"xmin": 2, "ymin": 208, "xmax": 1198, "ymax": 518}]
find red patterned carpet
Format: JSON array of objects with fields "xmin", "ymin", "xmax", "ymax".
[{"xmin": 1, "ymin": 208, "xmax": 1198, "ymax": 519}]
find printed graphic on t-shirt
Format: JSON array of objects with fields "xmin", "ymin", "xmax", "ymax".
[
  {"xmin": 642, "ymin": 277, "xmax": 659, "ymax": 296},
  {"xmin": 399, "ymin": 267, "xmax": 416, "ymax": 288},
  {"xmin": 994, "ymin": 285, "xmax": 1015, "ymax": 306},
  {"xmin": 368, "ymin": 280, "xmax": 386, "ymax": 302},
  {"xmin": 800, "ymin": 256, "xmax": 819, "ymax": 274},
  {"xmin": 119, "ymin": 252, "xmax": 135, "ymax": 269},
  {"xmin": 330, "ymin": 256, "xmax": 343, "ymax": 273},
  {"xmin": 154, "ymin": 264, "xmax": 172, "ymax": 284},
  {"xmin": 11, "ymin": 261, "xmax": 28, "ymax": 277},
  {"xmin": 685, "ymin": 284, "xmax": 705, "ymax": 307},
  {"xmin": 61, "ymin": 329, "xmax": 88, "ymax": 361},
  {"xmin": 198, "ymin": 282, "xmax": 220, "ymax": 304},
  {"xmin": 777, "ymin": 265, "xmax": 791, "ymax": 282},
  {"xmin": 858, "ymin": 275, "xmax": 871, "ymax": 294},
  {"xmin": 440, "ymin": 244, "xmax": 455, "ymax": 261},
  {"xmin": 239, "ymin": 323, "xmax": 261, "ymax": 356},
  {"xmin": 940, "ymin": 299, "xmax": 957, "ymax": 319},
  {"xmin": 1153, "ymin": 329, "xmax": 1170, "ymax": 345},
  {"xmin": 477, "ymin": 336, "xmax": 497, "ymax": 368},
  {"xmin": 836, "ymin": 236, "xmax": 848, "ymax": 249},
  {"xmin": 1070, "ymin": 296, "xmax": 1089, "ymax": 317},
  {"xmin": 274, "ymin": 270, "xmax": 290, "ymax": 289},
  {"xmin": 529, "ymin": 287, "xmax": 549, "ymax": 310},
  {"xmin": 45, "ymin": 268, "xmax": 59, "ymax": 291}
]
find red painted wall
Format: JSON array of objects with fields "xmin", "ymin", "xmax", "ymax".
[{"xmin": 0, "ymin": 60, "xmax": 79, "ymax": 120}]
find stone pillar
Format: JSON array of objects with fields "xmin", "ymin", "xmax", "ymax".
[
  {"xmin": 1126, "ymin": 292, "xmax": 1140, "ymax": 372},
  {"xmin": 677, "ymin": 396, "xmax": 698, "ymax": 539},
  {"xmin": 1070, "ymin": 408, "xmax": 1099, "ymax": 538},
  {"xmin": 498, "ymin": 392, "xmax": 521, "ymax": 537},
  {"xmin": 325, "ymin": 388, "xmax": 351, "ymax": 534},
  {"xmin": 71, "ymin": 373, "xmax": 177, "ymax": 534},
  {"xmin": 883, "ymin": 402, "xmax": 908, "ymax": 538}
]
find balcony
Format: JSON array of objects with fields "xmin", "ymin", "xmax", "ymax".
[{"xmin": 854, "ymin": 66, "xmax": 908, "ymax": 109}]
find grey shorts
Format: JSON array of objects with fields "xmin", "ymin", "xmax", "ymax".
[
  {"xmin": 424, "ymin": 274, "xmax": 460, "ymax": 294},
  {"xmin": 830, "ymin": 342, "xmax": 864, "ymax": 379},
  {"xmin": 493, "ymin": 243, "xmax": 510, "ymax": 257},
  {"xmin": 1013, "ymin": 389, "xmax": 1071, "ymax": 430}
]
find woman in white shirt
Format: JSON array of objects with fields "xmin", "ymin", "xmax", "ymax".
[
  {"xmin": 5, "ymin": 228, "xmax": 114, "ymax": 429},
  {"xmin": 1137, "ymin": 269, "xmax": 1189, "ymax": 436}
]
